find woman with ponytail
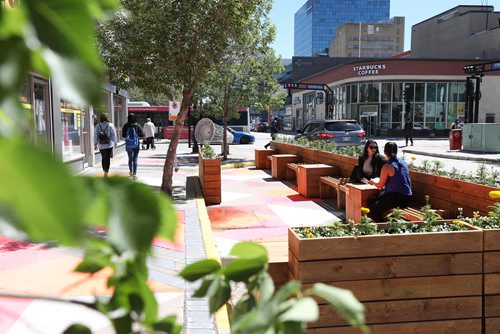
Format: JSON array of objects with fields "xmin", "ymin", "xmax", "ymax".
[{"xmin": 367, "ymin": 142, "xmax": 412, "ymax": 221}]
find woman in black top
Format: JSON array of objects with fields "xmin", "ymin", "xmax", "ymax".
[
  {"xmin": 122, "ymin": 113, "xmax": 144, "ymax": 179},
  {"xmin": 349, "ymin": 139, "xmax": 386, "ymax": 183}
]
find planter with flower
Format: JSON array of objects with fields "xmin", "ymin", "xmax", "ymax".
[
  {"xmin": 199, "ymin": 141, "xmax": 221, "ymax": 205},
  {"xmin": 289, "ymin": 206, "xmax": 483, "ymax": 333},
  {"xmin": 462, "ymin": 200, "xmax": 500, "ymax": 333}
]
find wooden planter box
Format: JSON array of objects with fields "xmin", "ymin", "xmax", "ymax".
[
  {"xmin": 198, "ymin": 153, "xmax": 221, "ymax": 205},
  {"xmin": 484, "ymin": 227, "xmax": 500, "ymax": 334},
  {"xmin": 288, "ymin": 224, "xmax": 484, "ymax": 333}
]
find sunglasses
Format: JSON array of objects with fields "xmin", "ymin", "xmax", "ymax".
[{"xmin": 368, "ymin": 146, "xmax": 378, "ymax": 149}]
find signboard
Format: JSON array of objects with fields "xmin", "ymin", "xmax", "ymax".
[
  {"xmin": 169, "ymin": 101, "xmax": 180, "ymax": 120},
  {"xmin": 283, "ymin": 83, "xmax": 325, "ymax": 90},
  {"xmin": 353, "ymin": 64, "xmax": 387, "ymax": 76}
]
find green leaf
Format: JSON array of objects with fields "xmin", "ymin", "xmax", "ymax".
[
  {"xmin": 258, "ymin": 272, "xmax": 275, "ymax": 304},
  {"xmin": 274, "ymin": 281, "xmax": 301, "ymax": 303},
  {"xmin": 0, "ymin": 138, "xmax": 85, "ymax": 244},
  {"xmin": 230, "ymin": 242, "xmax": 268, "ymax": 260},
  {"xmin": 75, "ymin": 258, "xmax": 106, "ymax": 274},
  {"xmin": 280, "ymin": 321, "xmax": 305, "ymax": 334},
  {"xmin": 231, "ymin": 294, "xmax": 256, "ymax": 324},
  {"xmin": 192, "ymin": 278, "xmax": 214, "ymax": 298},
  {"xmin": 223, "ymin": 257, "xmax": 267, "ymax": 282},
  {"xmin": 153, "ymin": 315, "xmax": 182, "ymax": 334},
  {"xmin": 207, "ymin": 279, "xmax": 231, "ymax": 313},
  {"xmin": 310, "ymin": 283, "xmax": 366, "ymax": 327},
  {"xmin": 179, "ymin": 259, "xmax": 221, "ymax": 282},
  {"xmin": 279, "ymin": 297, "xmax": 318, "ymax": 322},
  {"xmin": 63, "ymin": 324, "xmax": 92, "ymax": 334}
]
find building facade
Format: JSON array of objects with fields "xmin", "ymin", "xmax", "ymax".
[
  {"xmin": 288, "ymin": 59, "xmax": 500, "ymax": 136},
  {"xmin": 411, "ymin": 5, "xmax": 500, "ymax": 59},
  {"xmin": 329, "ymin": 17, "xmax": 404, "ymax": 58},
  {"xmin": 20, "ymin": 73, "xmax": 128, "ymax": 173},
  {"xmin": 294, "ymin": 0, "xmax": 390, "ymax": 56}
]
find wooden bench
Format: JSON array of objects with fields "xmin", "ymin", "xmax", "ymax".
[
  {"xmin": 387, "ymin": 206, "xmax": 445, "ymax": 222},
  {"xmin": 297, "ymin": 164, "xmax": 339, "ymax": 198},
  {"xmin": 255, "ymin": 149, "xmax": 276, "ymax": 169},
  {"xmin": 319, "ymin": 176, "xmax": 349, "ymax": 209},
  {"xmin": 286, "ymin": 162, "xmax": 300, "ymax": 180},
  {"xmin": 343, "ymin": 183, "xmax": 380, "ymax": 223},
  {"xmin": 271, "ymin": 154, "xmax": 300, "ymax": 179}
]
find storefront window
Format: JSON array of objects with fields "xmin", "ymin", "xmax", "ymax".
[
  {"xmin": 437, "ymin": 83, "xmax": 447, "ymax": 102},
  {"xmin": 350, "ymin": 85, "xmax": 358, "ymax": 103},
  {"xmin": 415, "ymin": 83, "xmax": 425, "ymax": 102},
  {"xmin": 457, "ymin": 82, "xmax": 466, "ymax": 102},
  {"xmin": 381, "ymin": 83, "xmax": 391, "ymax": 102},
  {"xmin": 392, "ymin": 82, "xmax": 402, "ymax": 102},
  {"xmin": 380, "ymin": 103, "xmax": 390, "ymax": 122},
  {"xmin": 414, "ymin": 104, "xmax": 424, "ymax": 123},
  {"xmin": 61, "ymin": 100, "xmax": 84, "ymax": 161},
  {"xmin": 392, "ymin": 103, "xmax": 402, "ymax": 125},
  {"xmin": 426, "ymin": 83, "xmax": 436, "ymax": 102},
  {"xmin": 448, "ymin": 82, "xmax": 460, "ymax": 102},
  {"xmin": 425, "ymin": 103, "xmax": 436, "ymax": 124}
]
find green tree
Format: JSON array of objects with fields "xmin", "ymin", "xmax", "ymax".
[
  {"xmin": 98, "ymin": 0, "xmax": 272, "ymax": 195},
  {"xmin": 197, "ymin": 2, "xmax": 284, "ymax": 159},
  {"xmin": 128, "ymin": 85, "xmax": 172, "ymax": 106}
]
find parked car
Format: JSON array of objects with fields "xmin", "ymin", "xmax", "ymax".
[
  {"xmin": 227, "ymin": 127, "xmax": 255, "ymax": 144},
  {"xmin": 295, "ymin": 119, "xmax": 366, "ymax": 147},
  {"xmin": 255, "ymin": 122, "xmax": 268, "ymax": 132},
  {"xmin": 413, "ymin": 123, "xmax": 429, "ymax": 130}
]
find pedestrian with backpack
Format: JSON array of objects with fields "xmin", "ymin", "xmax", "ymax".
[
  {"xmin": 94, "ymin": 113, "xmax": 117, "ymax": 177},
  {"xmin": 122, "ymin": 113, "xmax": 144, "ymax": 179}
]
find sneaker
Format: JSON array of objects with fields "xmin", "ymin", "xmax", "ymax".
[
  {"xmin": 104, "ymin": 172, "xmax": 108, "ymax": 178},
  {"xmin": 129, "ymin": 171, "xmax": 133, "ymax": 177},
  {"xmin": 133, "ymin": 174, "xmax": 137, "ymax": 180}
]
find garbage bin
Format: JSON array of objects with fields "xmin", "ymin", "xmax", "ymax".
[{"xmin": 449, "ymin": 129, "xmax": 462, "ymax": 150}]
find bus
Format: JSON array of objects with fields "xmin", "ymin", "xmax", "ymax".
[{"xmin": 127, "ymin": 105, "xmax": 193, "ymax": 139}]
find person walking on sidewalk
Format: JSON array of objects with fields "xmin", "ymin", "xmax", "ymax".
[
  {"xmin": 143, "ymin": 118, "xmax": 156, "ymax": 150},
  {"xmin": 94, "ymin": 113, "xmax": 117, "ymax": 178},
  {"xmin": 451, "ymin": 118, "xmax": 463, "ymax": 130},
  {"xmin": 122, "ymin": 113, "xmax": 144, "ymax": 179},
  {"xmin": 264, "ymin": 117, "xmax": 279, "ymax": 149},
  {"xmin": 404, "ymin": 117, "xmax": 414, "ymax": 146}
]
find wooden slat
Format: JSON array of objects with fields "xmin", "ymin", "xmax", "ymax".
[
  {"xmin": 307, "ymin": 319, "xmax": 482, "ymax": 334},
  {"xmin": 485, "ymin": 317, "xmax": 500, "ymax": 334},
  {"xmin": 484, "ymin": 229, "xmax": 500, "ymax": 251},
  {"xmin": 485, "ymin": 274, "xmax": 500, "ymax": 295},
  {"xmin": 312, "ymin": 296, "xmax": 481, "ymax": 327},
  {"xmin": 288, "ymin": 228, "xmax": 483, "ymax": 261},
  {"xmin": 302, "ymin": 274, "xmax": 482, "ymax": 302},
  {"xmin": 291, "ymin": 253, "xmax": 482, "ymax": 283},
  {"xmin": 485, "ymin": 295, "xmax": 500, "ymax": 317},
  {"xmin": 485, "ymin": 251, "xmax": 500, "ymax": 273}
]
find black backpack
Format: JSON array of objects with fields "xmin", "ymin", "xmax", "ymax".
[{"xmin": 98, "ymin": 123, "xmax": 110, "ymax": 144}]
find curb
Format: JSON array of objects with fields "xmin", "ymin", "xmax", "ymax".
[
  {"xmin": 402, "ymin": 148, "xmax": 500, "ymax": 163},
  {"xmin": 193, "ymin": 176, "xmax": 231, "ymax": 334}
]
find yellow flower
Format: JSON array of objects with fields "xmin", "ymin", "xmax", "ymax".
[
  {"xmin": 411, "ymin": 156, "xmax": 417, "ymax": 161},
  {"xmin": 490, "ymin": 190, "xmax": 500, "ymax": 199},
  {"xmin": 361, "ymin": 207, "xmax": 370, "ymax": 214},
  {"xmin": 304, "ymin": 229, "xmax": 310, "ymax": 233},
  {"xmin": 307, "ymin": 233, "xmax": 314, "ymax": 238},
  {"xmin": 425, "ymin": 195, "xmax": 430, "ymax": 203},
  {"xmin": 452, "ymin": 220, "xmax": 465, "ymax": 227}
]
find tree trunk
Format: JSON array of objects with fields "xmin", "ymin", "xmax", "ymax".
[{"xmin": 161, "ymin": 90, "xmax": 192, "ymax": 196}]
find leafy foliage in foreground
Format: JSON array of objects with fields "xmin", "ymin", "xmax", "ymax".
[{"xmin": 180, "ymin": 242, "xmax": 367, "ymax": 334}]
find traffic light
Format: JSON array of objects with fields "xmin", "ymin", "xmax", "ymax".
[{"xmin": 283, "ymin": 83, "xmax": 299, "ymax": 89}]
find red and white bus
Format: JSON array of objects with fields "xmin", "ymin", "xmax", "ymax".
[{"xmin": 127, "ymin": 105, "xmax": 193, "ymax": 139}]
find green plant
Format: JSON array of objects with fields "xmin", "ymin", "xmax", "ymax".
[
  {"xmin": 201, "ymin": 140, "xmax": 217, "ymax": 159},
  {"xmin": 465, "ymin": 203, "xmax": 500, "ymax": 229},
  {"xmin": 180, "ymin": 242, "xmax": 367, "ymax": 334},
  {"xmin": 385, "ymin": 208, "xmax": 412, "ymax": 234},
  {"xmin": 431, "ymin": 160, "xmax": 445, "ymax": 175},
  {"xmin": 420, "ymin": 160, "xmax": 431, "ymax": 174}
]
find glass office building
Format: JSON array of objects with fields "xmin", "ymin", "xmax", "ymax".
[{"xmin": 294, "ymin": 0, "xmax": 390, "ymax": 56}]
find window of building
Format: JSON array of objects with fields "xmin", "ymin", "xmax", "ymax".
[
  {"xmin": 392, "ymin": 82, "xmax": 402, "ymax": 102},
  {"xmin": 381, "ymin": 82, "xmax": 391, "ymax": 102},
  {"xmin": 61, "ymin": 100, "xmax": 84, "ymax": 161},
  {"xmin": 415, "ymin": 83, "xmax": 425, "ymax": 102},
  {"xmin": 426, "ymin": 83, "xmax": 436, "ymax": 102}
]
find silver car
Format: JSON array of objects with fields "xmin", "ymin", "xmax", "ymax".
[{"xmin": 295, "ymin": 119, "xmax": 366, "ymax": 147}]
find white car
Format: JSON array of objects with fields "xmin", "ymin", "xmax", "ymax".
[{"xmin": 413, "ymin": 123, "xmax": 428, "ymax": 130}]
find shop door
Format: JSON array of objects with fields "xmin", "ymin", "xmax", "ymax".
[
  {"xmin": 33, "ymin": 80, "xmax": 52, "ymax": 146},
  {"xmin": 360, "ymin": 109, "xmax": 378, "ymax": 137}
]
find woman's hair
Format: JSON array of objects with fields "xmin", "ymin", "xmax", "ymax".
[
  {"xmin": 99, "ymin": 113, "xmax": 109, "ymax": 122},
  {"xmin": 384, "ymin": 142, "xmax": 402, "ymax": 167},
  {"xmin": 362, "ymin": 139, "xmax": 379, "ymax": 159},
  {"xmin": 127, "ymin": 113, "xmax": 137, "ymax": 124}
]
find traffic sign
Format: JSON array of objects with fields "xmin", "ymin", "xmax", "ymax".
[{"xmin": 282, "ymin": 82, "xmax": 326, "ymax": 90}]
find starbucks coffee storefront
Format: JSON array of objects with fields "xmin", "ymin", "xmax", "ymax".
[{"xmin": 290, "ymin": 59, "xmax": 500, "ymax": 136}]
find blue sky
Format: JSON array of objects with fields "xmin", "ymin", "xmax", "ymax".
[{"xmin": 270, "ymin": 0, "xmax": 498, "ymax": 59}]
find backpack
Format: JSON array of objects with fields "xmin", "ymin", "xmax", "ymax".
[
  {"xmin": 98, "ymin": 123, "xmax": 110, "ymax": 144},
  {"xmin": 125, "ymin": 126, "xmax": 139, "ymax": 148}
]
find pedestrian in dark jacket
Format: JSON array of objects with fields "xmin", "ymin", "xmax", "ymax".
[
  {"xmin": 264, "ymin": 117, "xmax": 280, "ymax": 149},
  {"xmin": 349, "ymin": 140, "xmax": 386, "ymax": 183},
  {"xmin": 122, "ymin": 113, "xmax": 144, "ymax": 179},
  {"xmin": 404, "ymin": 117, "xmax": 413, "ymax": 146}
]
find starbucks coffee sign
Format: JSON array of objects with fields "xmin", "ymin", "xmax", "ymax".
[{"xmin": 353, "ymin": 64, "xmax": 386, "ymax": 76}]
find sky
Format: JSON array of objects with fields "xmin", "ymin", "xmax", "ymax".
[{"xmin": 269, "ymin": 0, "xmax": 498, "ymax": 59}]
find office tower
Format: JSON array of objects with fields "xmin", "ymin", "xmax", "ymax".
[{"xmin": 294, "ymin": 0, "xmax": 390, "ymax": 56}]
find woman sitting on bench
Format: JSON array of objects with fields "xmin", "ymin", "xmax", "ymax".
[
  {"xmin": 367, "ymin": 142, "xmax": 412, "ymax": 222},
  {"xmin": 349, "ymin": 140, "xmax": 386, "ymax": 184}
]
